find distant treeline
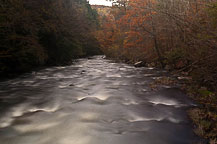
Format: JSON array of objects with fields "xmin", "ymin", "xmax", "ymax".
[{"xmin": 0, "ymin": 0, "xmax": 101, "ymax": 77}]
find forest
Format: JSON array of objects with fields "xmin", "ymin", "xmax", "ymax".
[
  {"xmin": 0, "ymin": 0, "xmax": 217, "ymax": 143},
  {"xmin": 97, "ymin": 0, "xmax": 217, "ymax": 90},
  {"xmin": 95, "ymin": 0, "xmax": 217, "ymax": 143},
  {"xmin": 0, "ymin": 0, "xmax": 101, "ymax": 77}
]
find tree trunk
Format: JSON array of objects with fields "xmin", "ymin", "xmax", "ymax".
[{"xmin": 153, "ymin": 35, "xmax": 164, "ymax": 68}]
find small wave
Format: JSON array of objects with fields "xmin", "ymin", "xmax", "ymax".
[
  {"xmin": 148, "ymin": 97, "xmax": 178, "ymax": 106},
  {"xmin": 0, "ymin": 104, "xmax": 28, "ymax": 128},
  {"xmin": 0, "ymin": 118, "xmax": 13, "ymax": 128},
  {"xmin": 29, "ymin": 105, "xmax": 59, "ymax": 113},
  {"xmin": 106, "ymin": 74, "xmax": 122, "ymax": 78},
  {"xmin": 127, "ymin": 113, "xmax": 181, "ymax": 124},
  {"xmin": 129, "ymin": 116, "xmax": 164, "ymax": 122},
  {"xmin": 77, "ymin": 94, "xmax": 110, "ymax": 101},
  {"xmin": 14, "ymin": 122, "xmax": 59, "ymax": 133},
  {"xmin": 0, "ymin": 103, "xmax": 60, "ymax": 128}
]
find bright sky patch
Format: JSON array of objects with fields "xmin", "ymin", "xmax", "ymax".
[{"xmin": 89, "ymin": 0, "xmax": 112, "ymax": 6}]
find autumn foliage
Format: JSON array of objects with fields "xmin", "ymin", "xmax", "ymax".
[
  {"xmin": 96, "ymin": 0, "xmax": 217, "ymax": 88},
  {"xmin": 95, "ymin": 1, "xmax": 217, "ymax": 142}
]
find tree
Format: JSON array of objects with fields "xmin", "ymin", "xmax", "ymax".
[{"xmin": 0, "ymin": 0, "xmax": 101, "ymax": 76}]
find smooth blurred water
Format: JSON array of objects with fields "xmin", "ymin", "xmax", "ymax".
[{"xmin": 0, "ymin": 56, "xmax": 199, "ymax": 144}]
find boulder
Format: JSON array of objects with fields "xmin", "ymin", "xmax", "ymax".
[{"xmin": 134, "ymin": 61, "xmax": 145, "ymax": 67}]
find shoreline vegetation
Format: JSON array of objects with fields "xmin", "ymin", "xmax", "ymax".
[
  {"xmin": 149, "ymin": 72, "xmax": 217, "ymax": 144},
  {"xmin": 93, "ymin": 0, "xmax": 217, "ymax": 143},
  {"xmin": 109, "ymin": 55, "xmax": 217, "ymax": 143},
  {"xmin": 0, "ymin": 0, "xmax": 216, "ymax": 143},
  {"xmin": 0, "ymin": 0, "xmax": 102, "ymax": 78}
]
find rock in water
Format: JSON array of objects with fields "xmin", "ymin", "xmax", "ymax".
[{"xmin": 134, "ymin": 61, "xmax": 145, "ymax": 67}]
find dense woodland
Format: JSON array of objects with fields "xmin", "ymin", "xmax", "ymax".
[
  {"xmin": 94, "ymin": 0, "xmax": 217, "ymax": 142},
  {"xmin": 96, "ymin": 0, "xmax": 217, "ymax": 90},
  {"xmin": 0, "ymin": 0, "xmax": 217, "ymax": 142},
  {"xmin": 0, "ymin": 0, "xmax": 101, "ymax": 77}
]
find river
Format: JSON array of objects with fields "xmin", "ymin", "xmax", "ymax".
[{"xmin": 0, "ymin": 56, "xmax": 199, "ymax": 144}]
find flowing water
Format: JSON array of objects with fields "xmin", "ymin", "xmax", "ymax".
[{"xmin": 0, "ymin": 56, "xmax": 199, "ymax": 144}]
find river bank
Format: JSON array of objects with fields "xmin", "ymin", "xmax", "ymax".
[
  {"xmin": 109, "ymin": 56, "xmax": 217, "ymax": 143},
  {"xmin": 149, "ymin": 73, "xmax": 217, "ymax": 144}
]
